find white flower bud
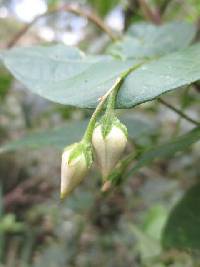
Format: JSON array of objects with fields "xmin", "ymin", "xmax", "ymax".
[
  {"xmin": 92, "ymin": 123, "xmax": 127, "ymax": 178},
  {"xmin": 61, "ymin": 143, "xmax": 91, "ymax": 199}
]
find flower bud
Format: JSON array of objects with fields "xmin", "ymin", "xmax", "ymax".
[
  {"xmin": 61, "ymin": 142, "xmax": 92, "ymax": 199},
  {"xmin": 92, "ymin": 120, "xmax": 127, "ymax": 178}
]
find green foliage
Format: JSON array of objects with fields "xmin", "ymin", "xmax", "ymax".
[
  {"xmin": 0, "ymin": 214, "xmax": 25, "ymax": 233},
  {"xmin": 88, "ymin": 0, "xmax": 120, "ymax": 16},
  {"xmin": 0, "ymin": 2, "xmax": 200, "ymax": 265},
  {"xmin": 108, "ymin": 22, "xmax": 196, "ymax": 59},
  {"xmin": 118, "ymin": 43, "xmax": 200, "ymax": 107},
  {"xmin": 47, "ymin": 0, "xmax": 59, "ymax": 9},
  {"xmin": 162, "ymin": 183, "xmax": 200, "ymax": 251},
  {"xmin": 130, "ymin": 224, "xmax": 161, "ymax": 261},
  {"xmin": 0, "ymin": 45, "xmax": 135, "ymax": 108},
  {"xmin": 0, "ymin": 116, "xmax": 155, "ymax": 153},
  {"xmin": 142, "ymin": 205, "xmax": 168, "ymax": 241},
  {"xmin": 0, "ymin": 68, "xmax": 12, "ymax": 101},
  {"xmin": 126, "ymin": 126, "xmax": 200, "ymax": 177},
  {"xmin": 1, "ymin": 23, "xmax": 200, "ymax": 109}
]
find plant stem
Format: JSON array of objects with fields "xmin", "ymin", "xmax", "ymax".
[
  {"xmin": 138, "ymin": 0, "xmax": 161, "ymax": 24},
  {"xmin": 82, "ymin": 77, "xmax": 122, "ymax": 143},
  {"xmin": 159, "ymin": 0, "xmax": 173, "ymax": 15},
  {"xmin": 102, "ymin": 149, "xmax": 136, "ymax": 191},
  {"xmin": 158, "ymin": 98, "xmax": 200, "ymax": 126},
  {"xmin": 83, "ymin": 62, "xmax": 145, "ymax": 143},
  {"xmin": 123, "ymin": 0, "xmax": 139, "ymax": 31},
  {"xmin": 106, "ymin": 62, "xmax": 145, "ymax": 113},
  {"xmin": 6, "ymin": 3, "xmax": 117, "ymax": 48}
]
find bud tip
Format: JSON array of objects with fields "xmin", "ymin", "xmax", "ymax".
[{"xmin": 101, "ymin": 180, "xmax": 112, "ymax": 192}]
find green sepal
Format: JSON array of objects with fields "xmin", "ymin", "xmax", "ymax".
[
  {"xmin": 113, "ymin": 117, "xmax": 128, "ymax": 138},
  {"xmin": 106, "ymin": 167, "xmax": 122, "ymax": 186},
  {"xmin": 63, "ymin": 143, "xmax": 77, "ymax": 153},
  {"xmin": 68, "ymin": 141, "xmax": 93, "ymax": 168},
  {"xmin": 99, "ymin": 114, "xmax": 128, "ymax": 139},
  {"xmin": 82, "ymin": 141, "xmax": 93, "ymax": 168},
  {"xmin": 101, "ymin": 112, "xmax": 115, "ymax": 139}
]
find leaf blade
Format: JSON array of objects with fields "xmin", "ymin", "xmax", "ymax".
[
  {"xmin": 0, "ymin": 116, "xmax": 154, "ymax": 153},
  {"xmin": 126, "ymin": 127, "xmax": 200, "ymax": 177},
  {"xmin": 1, "ymin": 42, "xmax": 200, "ymax": 108},
  {"xmin": 162, "ymin": 183, "xmax": 200, "ymax": 251},
  {"xmin": 108, "ymin": 21, "xmax": 196, "ymax": 60},
  {"xmin": 118, "ymin": 44, "xmax": 200, "ymax": 107}
]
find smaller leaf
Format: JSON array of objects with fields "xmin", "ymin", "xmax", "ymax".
[
  {"xmin": 0, "ymin": 120, "xmax": 89, "ymax": 154},
  {"xmin": 0, "ymin": 68, "xmax": 12, "ymax": 101},
  {"xmin": 130, "ymin": 224, "xmax": 161, "ymax": 260},
  {"xmin": 88, "ymin": 0, "xmax": 119, "ymax": 16},
  {"xmin": 162, "ymin": 183, "xmax": 200, "ymax": 251},
  {"xmin": 142, "ymin": 205, "xmax": 168, "ymax": 241},
  {"xmin": 126, "ymin": 127, "xmax": 200, "ymax": 177},
  {"xmin": 108, "ymin": 22, "xmax": 196, "ymax": 60},
  {"xmin": 0, "ymin": 116, "xmax": 154, "ymax": 154}
]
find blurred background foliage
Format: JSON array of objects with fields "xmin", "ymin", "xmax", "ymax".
[{"xmin": 0, "ymin": 0, "xmax": 200, "ymax": 266}]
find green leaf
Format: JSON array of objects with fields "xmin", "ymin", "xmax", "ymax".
[
  {"xmin": 118, "ymin": 44, "xmax": 200, "ymax": 107},
  {"xmin": 0, "ymin": 120, "xmax": 88, "ymax": 153},
  {"xmin": 0, "ymin": 68, "xmax": 12, "ymax": 101},
  {"xmin": 108, "ymin": 22, "xmax": 196, "ymax": 60},
  {"xmin": 130, "ymin": 225, "xmax": 161, "ymax": 260},
  {"xmin": 1, "ymin": 42, "xmax": 200, "ymax": 108},
  {"xmin": 0, "ymin": 44, "xmax": 136, "ymax": 108},
  {"xmin": 88, "ymin": 0, "xmax": 119, "ymax": 16},
  {"xmin": 0, "ymin": 116, "xmax": 154, "ymax": 154},
  {"xmin": 142, "ymin": 205, "xmax": 168, "ymax": 242},
  {"xmin": 126, "ymin": 127, "xmax": 200, "ymax": 177},
  {"xmin": 162, "ymin": 183, "xmax": 200, "ymax": 251}
]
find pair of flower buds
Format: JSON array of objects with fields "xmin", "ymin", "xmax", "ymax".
[{"xmin": 61, "ymin": 116, "xmax": 128, "ymax": 199}]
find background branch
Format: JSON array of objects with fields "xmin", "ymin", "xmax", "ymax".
[
  {"xmin": 3, "ymin": 176, "xmax": 53, "ymax": 210},
  {"xmin": 6, "ymin": 3, "xmax": 117, "ymax": 48},
  {"xmin": 138, "ymin": 0, "xmax": 161, "ymax": 24},
  {"xmin": 159, "ymin": 0, "xmax": 173, "ymax": 15},
  {"xmin": 158, "ymin": 98, "xmax": 200, "ymax": 126},
  {"xmin": 123, "ymin": 0, "xmax": 139, "ymax": 31}
]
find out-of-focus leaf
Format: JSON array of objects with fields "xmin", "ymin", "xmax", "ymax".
[
  {"xmin": 142, "ymin": 205, "xmax": 168, "ymax": 241},
  {"xmin": 0, "ymin": 120, "xmax": 88, "ymax": 153},
  {"xmin": 162, "ymin": 183, "xmax": 200, "ymax": 251},
  {"xmin": 88, "ymin": 0, "xmax": 119, "ymax": 16},
  {"xmin": 108, "ymin": 22, "xmax": 196, "ymax": 60},
  {"xmin": 33, "ymin": 244, "xmax": 67, "ymax": 267},
  {"xmin": 0, "ymin": 214, "xmax": 25, "ymax": 233},
  {"xmin": 0, "ymin": 68, "xmax": 12, "ymax": 100},
  {"xmin": 47, "ymin": 0, "xmax": 59, "ymax": 9},
  {"xmin": 0, "ymin": 116, "xmax": 154, "ymax": 153},
  {"xmin": 130, "ymin": 225, "xmax": 161, "ymax": 260},
  {"xmin": 126, "ymin": 127, "xmax": 200, "ymax": 177}
]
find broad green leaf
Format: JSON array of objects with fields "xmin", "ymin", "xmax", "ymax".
[
  {"xmin": 108, "ymin": 22, "xmax": 196, "ymax": 60},
  {"xmin": 0, "ymin": 116, "xmax": 154, "ymax": 153},
  {"xmin": 126, "ymin": 127, "xmax": 200, "ymax": 177},
  {"xmin": 0, "ymin": 44, "xmax": 136, "ymax": 108},
  {"xmin": 162, "ymin": 183, "xmax": 200, "ymax": 251},
  {"xmin": 118, "ymin": 44, "xmax": 200, "ymax": 107},
  {"xmin": 1, "ymin": 42, "xmax": 200, "ymax": 108}
]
